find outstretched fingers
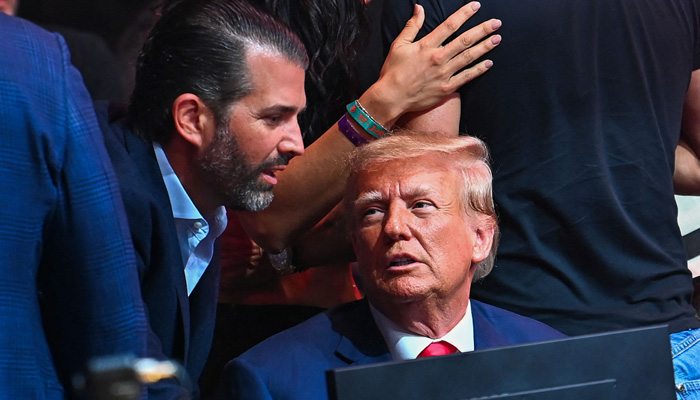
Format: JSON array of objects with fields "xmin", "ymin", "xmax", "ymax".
[
  {"xmin": 420, "ymin": 1, "xmax": 483, "ymax": 48},
  {"xmin": 444, "ymin": 19, "xmax": 502, "ymax": 90},
  {"xmin": 444, "ymin": 18, "xmax": 502, "ymax": 63},
  {"xmin": 450, "ymin": 58, "xmax": 495, "ymax": 89},
  {"xmin": 369, "ymin": 1, "xmax": 503, "ymax": 118}
]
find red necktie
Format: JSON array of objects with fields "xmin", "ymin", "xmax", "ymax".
[{"xmin": 417, "ymin": 340, "xmax": 459, "ymax": 358}]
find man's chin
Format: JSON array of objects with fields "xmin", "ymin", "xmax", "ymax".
[
  {"xmin": 225, "ymin": 190, "xmax": 274, "ymax": 212},
  {"xmin": 373, "ymin": 280, "xmax": 434, "ymax": 303}
]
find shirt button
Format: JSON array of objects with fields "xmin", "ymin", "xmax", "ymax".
[{"xmin": 193, "ymin": 221, "xmax": 203, "ymax": 230}]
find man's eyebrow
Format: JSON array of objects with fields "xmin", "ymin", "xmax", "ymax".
[
  {"xmin": 404, "ymin": 185, "xmax": 435, "ymax": 198},
  {"xmin": 260, "ymin": 104, "xmax": 307, "ymax": 114},
  {"xmin": 354, "ymin": 185, "xmax": 437, "ymax": 205},
  {"xmin": 354, "ymin": 190, "xmax": 383, "ymax": 206}
]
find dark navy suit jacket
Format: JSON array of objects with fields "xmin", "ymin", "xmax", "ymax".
[
  {"xmin": 0, "ymin": 15, "xmax": 148, "ymax": 399},
  {"xmin": 218, "ymin": 299, "xmax": 565, "ymax": 400},
  {"xmin": 96, "ymin": 103, "xmax": 221, "ymax": 398}
]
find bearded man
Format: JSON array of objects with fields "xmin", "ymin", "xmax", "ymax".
[{"xmin": 97, "ymin": 1, "xmax": 307, "ymax": 397}]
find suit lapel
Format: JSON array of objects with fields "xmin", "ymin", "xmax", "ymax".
[
  {"xmin": 472, "ymin": 300, "xmax": 511, "ymax": 350},
  {"xmin": 123, "ymin": 130, "xmax": 192, "ymax": 361},
  {"xmin": 331, "ymin": 299, "xmax": 393, "ymax": 365},
  {"xmin": 330, "ymin": 300, "xmax": 515, "ymax": 363},
  {"xmin": 187, "ymin": 240, "xmax": 220, "ymax": 378}
]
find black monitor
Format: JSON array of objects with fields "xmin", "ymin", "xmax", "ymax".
[{"xmin": 326, "ymin": 325, "xmax": 675, "ymax": 400}]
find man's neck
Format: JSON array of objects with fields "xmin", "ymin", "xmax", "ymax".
[
  {"xmin": 161, "ymin": 141, "xmax": 219, "ymax": 215},
  {"xmin": 370, "ymin": 300, "xmax": 475, "ymax": 360},
  {"xmin": 372, "ymin": 296, "xmax": 470, "ymax": 339}
]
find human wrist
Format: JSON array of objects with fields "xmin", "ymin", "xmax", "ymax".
[
  {"xmin": 357, "ymin": 84, "xmax": 403, "ymax": 129},
  {"xmin": 267, "ymin": 247, "xmax": 304, "ymax": 275},
  {"xmin": 338, "ymin": 114, "xmax": 369, "ymax": 146},
  {"xmin": 346, "ymin": 100, "xmax": 390, "ymax": 139}
]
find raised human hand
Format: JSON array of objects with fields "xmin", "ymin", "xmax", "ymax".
[{"xmin": 360, "ymin": 2, "xmax": 501, "ymax": 125}]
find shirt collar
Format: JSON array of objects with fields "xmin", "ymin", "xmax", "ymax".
[
  {"xmin": 153, "ymin": 144, "xmax": 202, "ymax": 220},
  {"xmin": 208, "ymin": 206, "xmax": 228, "ymax": 239},
  {"xmin": 370, "ymin": 301, "xmax": 474, "ymax": 361}
]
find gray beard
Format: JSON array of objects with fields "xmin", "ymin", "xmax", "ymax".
[{"xmin": 197, "ymin": 125, "xmax": 288, "ymax": 212}]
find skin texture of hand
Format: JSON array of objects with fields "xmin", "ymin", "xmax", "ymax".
[{"xmin": 360, "ymin": 2, "xmax": 502, "ymax": 127}]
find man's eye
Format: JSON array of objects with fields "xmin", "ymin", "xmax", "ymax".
[
  {"xmin": 359, "ymin": 208, "xmax": 385, "ymax": 222},
  {"xmin": 265, "ymin": 115, "xmax": 282, "ymax": 123},
  {"xmin": 363, "ymin": 208, "xmax": 380, "ymax": 216},
  {"xmin": 413, "ymin": 201, "xmax": 433, "ymax": 209}
]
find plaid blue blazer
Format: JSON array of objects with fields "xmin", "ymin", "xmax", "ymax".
[{"xmin": 0, "ymin": 14, "xmax": 148, "ymax": 399}]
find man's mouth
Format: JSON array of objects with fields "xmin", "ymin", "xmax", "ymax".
[
  {"xmin": 260, "ymin": 164, "xmax": 287, "ymax": 185},
  {"xmin": 388, "ymin": 255, "xmax": 417, "ymax": 267}
]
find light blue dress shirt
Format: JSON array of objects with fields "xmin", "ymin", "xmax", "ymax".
[{"xmin": 154, "ymin": 145, "xmax": 227, "ymax": 295}]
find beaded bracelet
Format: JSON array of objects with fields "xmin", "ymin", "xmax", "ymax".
[
  {"xmin": 346, "ymin": 100, "xmax": 390, "ymax": 139},
  {"xmin": 338, "ymin": 114, "xmax": 369, "ymax": 146}
]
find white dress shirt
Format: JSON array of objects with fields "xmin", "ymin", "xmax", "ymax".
[
  {"xmin": 154, "ymin": 144, "xmax": 227, "ymax": 295},
  {"xmin": 370, "ymin": 301, "xmax": 475, "ymax": 360}
]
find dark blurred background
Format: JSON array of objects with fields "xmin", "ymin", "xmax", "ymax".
[{"xmin": 16, "ymin": 0, "xmax": 160, "ymax": 102}]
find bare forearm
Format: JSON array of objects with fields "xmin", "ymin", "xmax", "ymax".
[
  {"xmin": 674, "ymin": 139, "xmax": 700, "ymax": 195},
  {"xmin": 675, "ymin": 69, "xmax": 700, "ymax": 195},
  {"xmin": 397, "ymin": 94, "xmax": 462, "ymax": 135}
]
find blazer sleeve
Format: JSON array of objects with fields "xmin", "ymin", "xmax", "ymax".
[
  {"xmin": 32, "ymin": 29, "xmax": 149, "ymax": 396},
  {"xmin": 217, "ymin": 358, "xmax": 275, "ymax": 400}
]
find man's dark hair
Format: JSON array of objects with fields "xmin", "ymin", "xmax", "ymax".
[{"xmin": 128, "ymin": 0, "xmax": 308, "ymax": 144}]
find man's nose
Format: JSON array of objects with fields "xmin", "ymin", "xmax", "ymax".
[
  {"xmin": 278, "ymin": 121, "xmax": 304, "ymax": 157},
  {"xmin": 383, "ymin": 205, "xmax": 412, "ymax": 241}
]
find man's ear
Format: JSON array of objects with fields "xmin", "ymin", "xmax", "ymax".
[
  {"xmin": 471, "ymin": 217, "xmax": 495, "ymax": 264},
  {"xmin": 172, "ymin": 93, "xmax": 215, "ymax": 150}
]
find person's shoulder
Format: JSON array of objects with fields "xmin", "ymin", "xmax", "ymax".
[
  {"xmin": 0, "ymin": 14, "xmax": 58, "ymax": 46},
  {"xmin": 240, "ymin": 309, "xmax": 337, "ymax": 361},
  {"xmin": 0, "ymin": 15, "xmax": 71, "ymax": 76},
  {"xmin": 235, "ymin": 300, "xmax": 369, "ymax": 368},
  {"xmin": 223, "ymin": 307, "xmax": 343, "ymax": 399},
  {"xmin": 472, "ymin": 300, "xmax": 566, "ymax": 340},
  {"xmin": 0, "ymin": 15, "xmax": 69, "ymax": 93}
]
